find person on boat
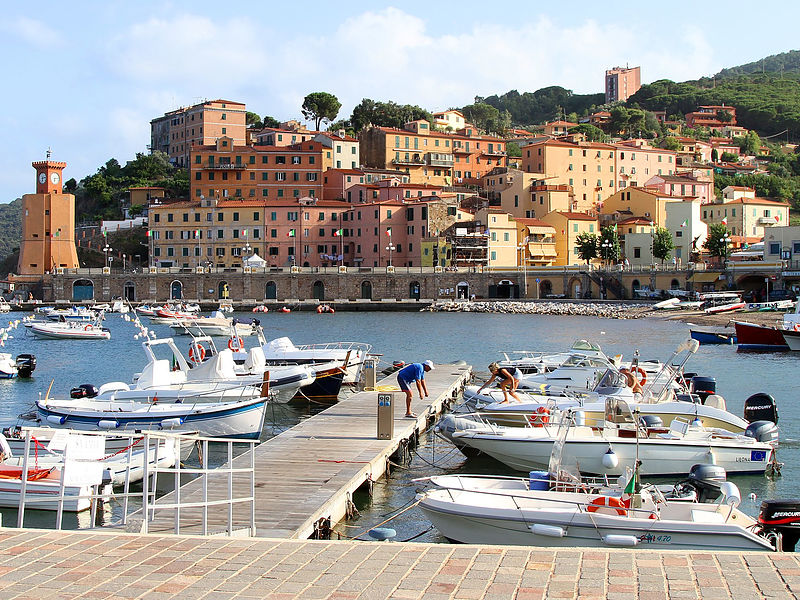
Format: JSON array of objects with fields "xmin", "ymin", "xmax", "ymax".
[
  {"xmin": 619, "ymin": 367, "xmax": 643, "ymax": 394},
  {"xmin": 477, "ymin": 362, "xmax": 522, "ymax": 403},
  {"xmin": 396, "ymin": 360, "xmax": 434, "ymax": 418}
]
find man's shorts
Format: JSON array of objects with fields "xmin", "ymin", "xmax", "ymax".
[{"xmin": 397, "ymin": 376, "xmax": 411, "ymax": 391}]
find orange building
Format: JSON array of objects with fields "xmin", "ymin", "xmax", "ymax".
[
  {"xmin": 605, "ymin": 66, "xmax": 641, "ymax": 103},
  {"xmin": 685, "ymin": 105, "xmax": 738, "ymax": 130},
  {"xmin": 17, "ymin": 159, "xmax": 79, "ymax": 276},
  {"xmin": 151, "ymin": 99, "xmax": 247, "ymax": 168},
  {"xmin": 190, "ymin": 137, "xmax": 324, "ymax": 202},
  {"xmin": 359, "ymin": 121, "xmax": 507, "ymax": 187}
]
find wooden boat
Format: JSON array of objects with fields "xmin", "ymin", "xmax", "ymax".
[
  {"xmin": 733, "ymin": 321, "xmax": 789, "ymax": 351},
  {"xmin": 690, "ymin": 327, "xmax": 736, "ymax": 345}
]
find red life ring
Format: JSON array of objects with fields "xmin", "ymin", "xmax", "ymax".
[
  {"xmin": 227, "ymin": 336, "xmax": 243, "ymax": 351},
  {"xmin": 316, "ymin": 305, "xmax": 323, "ymax": 313},
  {"xmin": 84, "ymin": 324, "xmax": 91, "ymax": 331},
  {"xmin": 631, "ymin": 366, "xmax": 647, "ymax": 386},
  {"xmin": 189, "ymin": 344, "xmax": 206, "ymax": 363},
  {"xmin": 587, "ymin": 496, "xmax": 627, "ymax": 516},
  {"xmin": 528, "ymin": 406, "xmax": 550, "ymax": 427}
]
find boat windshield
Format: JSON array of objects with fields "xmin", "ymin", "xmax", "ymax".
[
  {"xmin": 560, "ymin": 354, "xmax": 609, "ymax": 368},
  {"xmin": 593, "ymin": 369, "xmax": 627, "ymax": 392},
  {"xmin": 604, "ymin": 397, "xmax": 636, "ymax": 425},
  {"xmin": 570, "ymin": 339, "xmax": 602, "ymax": 353},
  {"xmin": 547, "ymin": 410, "xmax": 583, "ymax": 489}
]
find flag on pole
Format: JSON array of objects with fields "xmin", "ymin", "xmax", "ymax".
[
  {"xmin": 193, "ymin": 230, "xmax": 200, "ymax": 238},
  {"xmin": 386, "ymin": 227, "xmax": 392, "ymax": 236},
  {"xmin": 242, "ymin": 229, "xmax": 248, "ymax": 237},
  {"xmin": 146, "ymin": 230, "xmax": 152, "ymax": 238},
  {"xmin": 333, "ymin": 229, "xmax": 343, "ymax": 237},
  {"xmin": 776, "ymin": 214, "xmax": 781, "ymax": 223},
  {"xmin": 287, "ymin": 229, "xmax": 295, "ymax": 237},
  {"xmin": 102, "ymin": 230, "xmax": 107, "ymax": 237},
  {"xmin": 621, "ymin": 468, "xmax": 636, "ymax": 510},
  {"xmin": 680, "ymin": 219, "xmax": 688, "ymax": 227},
  {"xmin": 721, "ymin": 217, "xmax": 728, "ymax": 225}
]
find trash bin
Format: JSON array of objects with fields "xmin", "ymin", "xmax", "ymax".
[{"xmin": 377, "ymin": 392, "xmax": 396, "ymax": 440}]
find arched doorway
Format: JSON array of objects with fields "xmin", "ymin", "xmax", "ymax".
[
  {"xmin": 568, "ymin": 277, "xmax": 582, "ymax": 299},
  {"xmin": 312, "ymin": 280, "xmax": 324, "ymax": 301},
  {"xmin": 123, "ymin": 281, "xmax": 136, "ymax": 302},
  {"xmin": 218, "ymin": 281, "xmax": 229, "ymax": 299},
  {"xmin": 495, "ymin": 279, "xmax": 516, "ymax": 299},
  {"xmin": 456, "ymin": 281, "xmax": 469, "ymax": 300},
  {"xmin": 540, "ymin": 279, "xmax": 553, "ymax": 298},
  {"xmin": 170, "ymin": 280, "xmax": 183, "ymax": 300},
  {"xmin": 671, "ymin": 279, "xmax": 680, "ymax": 290},
  {"xmin": 72, "ymin": 279, "xmax": 94, "ymax": 301},
  {"xmin": 265, "ymin": 281, "xmax": 277, "ymax": 300},
  {"xmin": 361, "ymin": 281, "xmax": 372, "ymax": 300},
  {"xmin": 632, "ymin": 279, "xmax": 641, "ymax": 297},
  {"xmin": 409, "ymin": 281, "xmax": 420, "ymax": 300}
]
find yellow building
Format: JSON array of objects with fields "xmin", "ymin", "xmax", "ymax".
[
  {"xmin": 17, "ymin": 159, "xmax": 79, "ymax": 276},
  {"xmin": 540, "ymin": 211, "xmax": 599, "ymax": 266},
  {"xmin": 514, "ymin": 218, "xmax": 557, "ymax": 267},
  {"xmin": 705, "ymin": 186, "xmax": 790, "ymax": 242},
  {"xmin": 421, "ymin": 238, "xmax": 451, "ymax": 267},
  {"xmin": 601, "ymin": 186, "xmax": 684, "ymax": 228},
  {"xmin": 477, "ymin": 208, "xmax": 518, "ymax": 267},
  {"xmin": 483, "ymin": 167, "xmax": 575, "ymax": 219}
]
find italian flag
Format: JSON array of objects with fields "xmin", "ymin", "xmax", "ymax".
[
  {"xmin": 146, "ymin": 230, "xmax": 152, "ymax": 237},
  {"xmin": 333, "ymin": 229, "xmax": 343, "ymax": 237},
  {"xmin": 287, "ymin": 229, "xmax": 296, "ymax": 237},
  {"xmin": 193, "ymin": 230, "xmax": 200, "ymax": 238},
  {"xmin": 721, "ymin": 217, "xmax": 728, "ymax": 225}
]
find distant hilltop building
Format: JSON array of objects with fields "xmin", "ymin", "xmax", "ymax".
[
  {"xmin": 150, "ymin": 99, "xmax": 247, "ymax": 168},
  {"xmin": 605, "ymin": 66, "xmax": 641, "ymax": 103},
  {"xmin": 17, "ymin": 157, "xmax": 79, "ymax": 277}
]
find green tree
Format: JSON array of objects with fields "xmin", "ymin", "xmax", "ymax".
[
  {"xmin": 567, "ymin": 124, "xmax": 605, "ymax": 142},
  {"xmin": 575, "ymin": 232, "xmax": 598, "ymax": 265},
  {"xmin": 608, "ymin": 107, "xmax": 630, "ymax": 136},
  {"xmin": 661, "ymin": 136, "xmax": 681, "ymax": 151},
  {"xmin": 711, "ymin": 148, "xmax": 719, "ymax": 162},
  {"xmin": 349, "ymin": 98, "xmax": 433, "ymax": 132},
  {"xmin": 598, "ymin": 226, "xmax": 621, "ymax": 264},
  {"xmin": 651, "ymin": 227, "xmax": 675, "ymax": 264},
  {"xmin": 246, "ymin": 111, "xmax": 261, "ymax": 128},
  {"xmin": 738, "ymin": 131, "xmax": 762, "ymax": 155},
  {"xmin": 462, "ymin": 102, "xmax": 501, "ymax": 134},
  {"xmin": 703, "ymin": 223, "xmax": 732, "ymax": 261},
  {"xmin": 262, "ymin": 115, "xmax": 281, "ymax": 128},
  {"xmin": 301, "ymin": 92, "xmax": 342, "ymax": 130},
  {"xmin": 716, "ymin": 109, "xmax": 733, "ymax": 123},
  {"xmin": 506, "ymin": 142, "xmax": 522, "ymax": 157},
  {"xmin": 720, "ymin": 151, "xmax": 739, "ymax": 162}
]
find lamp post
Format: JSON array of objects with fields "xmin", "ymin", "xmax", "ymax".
[
  {"xmin": 243, "ymin": 242, "xmax": 252, "ymax": 269},
  {"xmin": 601, "ymin": 239, "xmax": 613, "ymax": 269},
  {"xmin": 103, "ymin": 244, "xmax": 113, "ymax": 270},
  {"xmin": 122, "ymin": 254, "xmax": 126, "ymax": 271},
  {"xmin": 134, "ymin": 254, "xmax": 140, "ymax": 271},
  {"xmin": 517, "ymin": 241, "xmax": 528, "ymax": 298},
  {"xmin": 386, "ymin": 241, "xmax": 396, "ymax": 267},
  {"xmin": 719, "ymin": 233, "xmax": 731, "ymax": 269}
]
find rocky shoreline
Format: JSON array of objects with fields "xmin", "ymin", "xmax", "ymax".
[{"xmin": 423, "ymin": 299, "xmax": 791, "ymax": 327}]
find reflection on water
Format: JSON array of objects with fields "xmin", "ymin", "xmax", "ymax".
[{"xmin": 0, "ymin": 310, "xmax": 796, "ymax": 538}]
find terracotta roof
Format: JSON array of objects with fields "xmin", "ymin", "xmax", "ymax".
[
  {"xmin": 554, "ymin": 211, "xmax": 597, "ymax": 221},
  {"xmin": 514, "ymin": 218, "xmax": 553, "ymax": 228},
  {"xmin": 618, "ymin": 217, "xmax": 654, "ymax": 225},
  {"xmin": 328, "ymin": 169, "xmax": 364, "ymax": 175},
  {"xmin": 722, "ymin": 197, "xmax": 790, "ymax": 206}
]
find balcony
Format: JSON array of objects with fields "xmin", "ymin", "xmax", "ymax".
[
  {"xmin": 757, "ymin": 216, "xmax": 778, "ymax": 226},
  {"xmin": 203, "ymin": 163, "xmax": 246, "ymax": 170},
  {"xmin": 452, "ymin": 146, "xmax": 471, "ymax": 154},
  {"xmin": 481, "ymin": 149, "xmax": 507, "ymax": 157},
  {"xmin": 392, "ymin": 154, "xmax": 425, "ymax": 166},
  {"xmin": 427, "ymin": 153, "xmax": 454, "ymax": 167}
]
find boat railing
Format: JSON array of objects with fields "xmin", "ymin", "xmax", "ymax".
[
  {"xmin": 293, "ymin": 341, "xmax": 372, "ymax": 355},
  {"xmin": 11, "ymin": 428, "xmax": 257, "ymax": 536}
]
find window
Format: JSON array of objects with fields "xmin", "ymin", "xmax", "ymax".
[
  {"xmin": 769, "ymin": 242, "xmax": 780, "ymax": 255},
  {"xmin": 233, "ymin": 212, "xmax": 239, "ymax": 222},
  {"xmin": 276, "ymin": 172, "xmax": 286, "ymax": 181},
  {"xmin": 503, "ymin": 232, "xmax": 509, "ymax": 241},
  {"xmin": 167, "ymin": 213, "xmax": 174, "ymax": 223},
  {"xmin": 217, "ymin": 230, "xmax": 224, "ymax": 239},
  {"xmin": 292, "ymin": 156, "xmax": 301, "ymax": 164},
  {"xmin": 217, "ymin": 213, "xmax": 224, "ymax": 222},
  {"xmin": 573, "ymin": 224, "xmax": 578, "ymax": 232},
  {"xmin": 634, "ymin": 247, "xmax": 641, "ymax": 258},
  {"xmin": 491, "ymin": 251, "xmax": 496, "ymax": 261}
]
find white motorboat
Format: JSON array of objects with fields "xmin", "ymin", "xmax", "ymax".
[
  {"xmin": 255, "ymin": 336, "xmax": 372, "ymax": 385},
  {"xmin": 416, "ymin": 473, "xmax": 792, "ymax": 551},
  {"xmin": 448, "ymin": 398, "xmax": 778, "ymax": 477},
  {"xmin": 496, "ymin": 339, "xmax": 613, "ymax": 375},
  {"xmin": 30, "ymin": 318, "xmax": 110, "ymax": 340},
  {"xmin": 111, "ymin": 299, "xmax": 130, "ymax": 313},
  {"xmin": 36, "ymin": 394, "xmax": 269, "ymax": 439},
  {"xmin": 0, "ymin": 353, "xmax": 36, "ymax": 379},
  {"xmin": 0, "ymin": 297, "xmax": 11, "ymax": 313},
  {"xmin": 169, "ymin": 313, "xmax": 258, "ymax": 337},
  {"xmin": 44, "ymin": 306, "xmax": 98, "ymax": 322}
]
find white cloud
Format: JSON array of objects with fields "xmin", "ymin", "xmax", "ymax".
[{"xmin": 1, "ymin": 17, "xmax": 62, "ymax": 48}]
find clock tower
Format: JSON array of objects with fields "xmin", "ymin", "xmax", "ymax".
[{"xmin": 17, "ymin": 156, "xmax": 79, "ymax": 277}]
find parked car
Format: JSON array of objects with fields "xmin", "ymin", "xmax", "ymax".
[{"xmin": 768, "ymin": 289, "xmax": 796, "ymax": 302}]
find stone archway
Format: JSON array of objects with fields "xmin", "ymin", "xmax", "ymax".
[
  {"xmin": 123, "ymin": 281, "xmax": 136, "ymax": 302},
  {"xmin": 568, "ymin": 277, "xmax": 582, "ymax": 299},
  {"xmin": 218, "ymin": 280, "xmax": 229, "ymax": 299},
  {"xmin": 170, "ymin": 280, "xmax": 183, "ymax": 300},
  {"xmin": 312, "ymin": 280, "xmax": 325, "ymax": 301},
  {"xmin": 72, "ymin": 279, "xmax": 94, "ymax": 301},
  {"xmin": 540, "ymin": 279, "xmax": 553, "ymax": 298},
  {"xmin": 265, "ymin": 281, "xmax": 277, "ymax": 300},
  {"xmin": 456, "ymin": 281, "xmax": 469, "ymax": 300},
  {"xmin": 361, "ymin": 281, "xmax": 372, "ymax": 300},
  {"xmin": 409, "ymin": 281, "xmax": 420, "ymax": 300}
]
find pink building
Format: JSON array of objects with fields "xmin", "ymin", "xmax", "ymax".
[{"xmin": 645, "ymin": 173, "xmax": 714, "ymax": 205}]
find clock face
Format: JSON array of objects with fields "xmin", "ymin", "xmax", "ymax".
[
  {"xmin": 50, "ymin": 172, "xmax": 60, "ymax": 185},
  {"xmin": 38, "ymin": 172, "xmax": 47, "ymax": 184}
]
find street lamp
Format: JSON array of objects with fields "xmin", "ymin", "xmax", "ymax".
[
  {"xmin": 517, "ymin": 241, "xmax": 528, "ymax": 298},
  {"xmin": 243, "ymin": 243, "xmax": 252, "ymax": 269},
  {"xmin": 103, "ymin": 244, "xmax": 113, "ymax": 269},
  {"xmin": 719, "ymin": 233, "xmax": 731, "ymax": 268},
  {"xmin": 386, "ymin": 241, "xmax": 396, "ymax": 267},
  {"xmin": 601, "ymin": 239, "xmax": 613, "ymax": 269}
]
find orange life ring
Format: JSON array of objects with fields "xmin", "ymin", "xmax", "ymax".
[
  {"xmin": 189, "ymin": 344, "xmax": 206, "ymax": 363},
  {"xmin": 794, "ymin": 322, "xmax": 800, "ymax": 333},
  {"xmin": 227, "ymin": 336, "xmax": 243, "ymax": 351},
  {"xmin": 280, "ymin": 307, "xmax": 291, "ymax": 313},
  {"xmin": 631, "ymin": 366, "xmax": 647, "ymax": 386},
  {"xmin": 528, "ymin": 406, "xmax": 550, "ymax": 427},
  {"xmin": 316, "ymin": 305, "xmax": 323, "ymax": 313},
  {"xmin": 587, "ymin": 496, "xmax": 627, "ymax": 516},
  {"xmin": 84, "ymin": 324, "xmax": 91, "ymax": 331}
]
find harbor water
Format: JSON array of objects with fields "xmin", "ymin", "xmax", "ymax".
[{"xmin": 0, "ymin": 309, "xmax": 796, "ymax": 541}]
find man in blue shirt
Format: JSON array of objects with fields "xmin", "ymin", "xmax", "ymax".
[{"xmin": 396, "ymin": 360, "xmax": 434, "ymax": 418}]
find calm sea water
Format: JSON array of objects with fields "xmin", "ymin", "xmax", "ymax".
[{"xmin": 0, "ymin": 309, "xmax": 796, "ymax": 539}]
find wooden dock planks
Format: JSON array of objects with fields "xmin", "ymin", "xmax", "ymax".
[{"xmin": 144, "ymin": 363, "xmax": 472, "ymax": 538}]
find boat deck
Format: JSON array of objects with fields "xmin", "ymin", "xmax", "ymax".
[
  {"xmin": 142, "ymin": 364, "xmax": 472, "ymax": 538},
  {"xmin": 0, "ymin": 529, "xmax": 796, "ymax": 599}
]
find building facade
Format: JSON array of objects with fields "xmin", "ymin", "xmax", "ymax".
[{"xmin": 605, "ymin": 66, "xmax": 641, "ymax": 103}]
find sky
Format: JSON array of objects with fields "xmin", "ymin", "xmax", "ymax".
[{"xmin": 2, "ymin": 0, "xmax": 799, "ymax": 203}]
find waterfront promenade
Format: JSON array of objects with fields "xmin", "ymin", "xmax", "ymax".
[{"xmin": 0, "ymin": 528, "xmax": 797, "ymax": 599}]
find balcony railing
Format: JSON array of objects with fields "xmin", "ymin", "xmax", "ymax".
[
  {"xmin": 391, "ymin": 157, "xmax": 425, "ymax": 166},
  {"xmin": 203, "ymin": 163, "xmax": 246, "ymax": 170},
  {"xmin": 481, "ymin": 149, "xmax": 507, "ymax": 157},
  {"xmin": 428, "ymin": 153, "xmax": 454, "ymax": 167}
]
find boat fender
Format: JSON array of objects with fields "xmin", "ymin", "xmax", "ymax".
[
  {"xmin": 160, "ymin": 417, "xmax": 185, "ymax": 429},
  {"xmin": 587, "ymin": 496, "xmax": 627, "ymax": 516},
  {"xmin": 602, "ymin": 448, "xmax": 619, "ymax": 469},
  {"xmin": 98, "ymin": 419, "xmax": 120, "ymax": 429},
  {"xmin": 529, "ymin": 523, "xmax": 566, "ymax": 538},
  {"xmin": 46, "ymin": 415, "xmax": 67, "ymax": 425},
  {"xmin": 602, "ymin": 534, "xmax": 639, "ymax": 546},
  {"xmin": 316, "ymin": 305, "xmax": 323, "ymax": 313},
  {"xmin": 227, "ymin": 336, "xmax": 243, "ymax": 352}
]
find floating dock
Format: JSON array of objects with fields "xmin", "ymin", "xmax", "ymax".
[{"xmin": 143, "ymin": 364, "xmax": 472, "ymax": 538}]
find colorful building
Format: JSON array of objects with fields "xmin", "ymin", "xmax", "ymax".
[
  {"xmin": 703, "ymin": 186, "xmax": 790, "ymax": 241},
  {"xmin": 605, "ymin": 66, "xmax": 641, "ymax": 103},
  {"xmin": 540, "ymin": 211, "xmax": 598, "ymax": 266},
  {"xmin": 685, "ymin": 105, "xmax": 738, "ymax": 130}
]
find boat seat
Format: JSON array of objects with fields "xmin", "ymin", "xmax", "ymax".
[
  {"xmin": 704, "ymin": 394, "xmax": 727, "ymax": 411},
  {"xmin": 690, "ymin": 509, "xmax": 725, "ymax": 524},
  {"xmin": 245, "ymin": 347, "xmax": 266, "ymax": 371}
]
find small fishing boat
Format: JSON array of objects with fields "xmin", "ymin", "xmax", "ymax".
[
  {"xmin": 689, "ymin": 327, "xmax": 736, "ymax": 345},
  {"xmin": 733, "ymin": 321, "xmax": 789, "ymax": 351},
  {"xmin": 170, "ymin": 314, "xmax": 259, "ymax": 338},
  {"xmin": 44, "ymin": 307, "xmax": 98, "ymax": 322},
  {"xmin": 0, "ymin": 297, "xmax": 11, "ymax": 313},
  {"xmin": 0, "ymin": 353, "xmax": 36, "ymax": 378},
  {"xmin": 30, "ymin": 318, "xmax": 110, "ymax": 340},
  {"xmin": 255, "ymin": 336, "xmax": 372, "ymax": 385},
  {"xmin": 704, "ymin": 301, "xmax": 746, "ymax": 314},
  {"xmin": 780, "ymin": 328, "xmax": 800, "ymax": 351}
]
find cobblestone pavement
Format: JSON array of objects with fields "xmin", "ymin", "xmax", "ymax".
[{"xmin": 0, "ymin": 529, "xmax": 798, "ymax": 599}]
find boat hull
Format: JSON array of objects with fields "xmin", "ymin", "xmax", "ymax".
[
  {"xmin": 733, "ymin": 321, "xmax": 789, "ymax": 351},
  {"xmin": 690, "ymin": 329, "xmax": 736, "ymax": 345}
]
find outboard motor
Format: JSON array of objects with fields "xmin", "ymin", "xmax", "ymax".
[
  {"xmin": 70, "ymin": 383, "xmax": 99, "ymax": 399},
  {"xmin": 675, "ymin": 393, "xmax": 701, "ymax": 404},
  {"xmin": 676, "ymin": 464, "xmax": 727, "ymax": 503},
  {"xmin": 744, "ymin": 393, "xmax": 779, "ymax": 424},
  {"xmin": 639, "ymin": 415, "xmax": 663, "ymax": 429},
  {"xmin": 14, "ymin": 354, "xmax": 36, "ymax": 378},
  {"xmin": 745, "ymin": 420, "xmax": 780, "ymax": 444},
  {"xmin": 759, "ymin": 500, "xmax": 800, "ymax": 551},
  {"xmin": 690, "ymin": 376, "xmax": 716, "ymax": 403}
]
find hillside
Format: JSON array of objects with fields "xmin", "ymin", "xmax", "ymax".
[
  {"xmin": 0, "ymin": 198, "xmax": 22, "ymax": 261},
  {"xmin": 480, "ymin": 87, "xmax": 605, "ymax": 128},
  {"xmin": 714, "ymin": 49, "xmax": 800, "ymax": 79}
]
